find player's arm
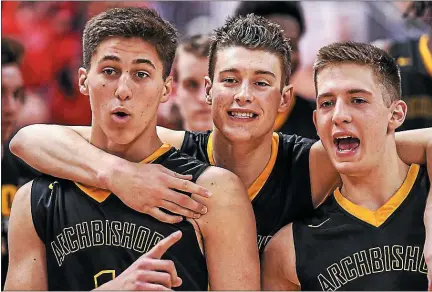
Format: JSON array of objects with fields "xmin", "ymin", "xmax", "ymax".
[
  {"xmin": 395, "ymin": 127, "xmax": 432, "ymax": 165},
  {"xmin": 4, "ymin": 181, "xmax": 47, "ymax": 290},
  {"xmin": 309, "ymin": 128, "xmax": 432, "ymax": 207},
  {"xmin": 9, "ymin": 124, "xmax": 209, "ymax": 223},
  {"xmin": 261, "ymin": 224, "xmax": 300, "ymax": 290},
  {"xmin": 193, "ymin": 167, "xmax": 260, "ymax": 290}
]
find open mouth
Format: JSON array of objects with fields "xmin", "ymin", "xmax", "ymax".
[
  {"xmin": 113, "ymin": 111, "xmax": 128, "ymax": 117},
  {"xmin": 228, "ymin": 111, "xmax": 258, "ymax": 119},
  {"xmin": 333, "ymin": 136, "xmax": 360, "ymax": 153}
]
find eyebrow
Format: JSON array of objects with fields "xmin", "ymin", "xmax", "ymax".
[
  {"xmin": 317, "ymin": 88, "xmax": 373, "ymax": 100},
  {"xmin": 219, "ymin": 68, "xmax": 276, "ymax": 78},
  {"xmin": 98, "ymin": 55, "xmax": 156, "ymax": 69}
]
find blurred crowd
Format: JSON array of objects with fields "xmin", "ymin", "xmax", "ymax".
[{"xmin": 2, "ymin": 1, "xmax": 432, "ymax": 288}]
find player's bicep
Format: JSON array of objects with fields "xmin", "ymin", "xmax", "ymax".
[
  {"xmin": 262, "ymin": 224, "xmax": 300, "ymax": 291},
  {"xmin": 194, "ymin": 167, "xmax": 260, "ymax": 290},
  {"xmin": 5, "ymin": 181, "xmax": 47, "ymax": 290},
  {"xmin": 309, "ymin": 141, "xmax": 341, "ymax": 207}
]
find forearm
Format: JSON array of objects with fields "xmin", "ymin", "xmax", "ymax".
[
  {"xmin": 9, "ymin": 124, "xmax": 122, "ymax": 189},
  {"xmin": 395, "ymin": 128, "xmax": 432, "ymax": 165}
]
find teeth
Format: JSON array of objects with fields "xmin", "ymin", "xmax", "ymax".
[
  {"xmin": 230, "ymin": 112, "xmax": 255, "ymax": 118},
  {"xmin": 336, "ymin": 136, "xmax": 352, "ymax": 140}
]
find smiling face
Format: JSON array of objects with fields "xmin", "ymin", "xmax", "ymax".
[
  {"xmin": 206, "ymin": 46, "xmax": 293, "ymax": 142},
  {"xmin": 79, "ymin": 37, "xmax": 171, "ymax": 146},
  {"xmin": 313, "ymin": 63, "xmax": 406, "ymax": 175},
  {"xmin": 175, "ymin": 50, "xmax": 212, "ymax": 131}
]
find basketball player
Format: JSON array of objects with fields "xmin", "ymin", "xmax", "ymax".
[
  {"xmin": 262, "ymin": 42, "xmax": 431, "ymax": 290},
  {"xmin": 234, "ymin": 1, "xmax": 317, "ymax": 139},
  {"xmin": 173, "ymin": 35, "xmax": 213, "ymax": 132},
  {"xmin": 375, "ymin": 1, "xmax": 432, "ymax": 131},
  {"xmin": 5, "ymin": 7, "xmax": 259, "ymax": 290},
  {"xmin": 10, "ymin": 14, "xmax": 432, "ymax": 256}
]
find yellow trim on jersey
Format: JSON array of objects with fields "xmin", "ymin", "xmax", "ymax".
[
  {"xmin": 334, "ymin": 164, "xmax": 420, "ymax": 227},
  {"xmin": 247, "ymin": 133, "xmax": 279, "ymax": 201},
  {"xmin": 75, "ymin": 143, "xmax": 172, "ymax": 203},
  {"xmin": 207, "ymin": 132, "xmax": 279, "ymax": 201},
  {"xmin": 273, "ymin": 94, "xmax": 297, "ymax": 131},
  {"xmin": 207, "ymin": 132, "xmax": 216, "ymax": 166},
  {"xmin": 419, "ymin": 34, "xmax": 432, "ymax": 78}
]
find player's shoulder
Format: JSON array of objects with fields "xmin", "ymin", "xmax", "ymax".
[{"xmin": 278, "ymin": 132, "xmax": 317, "ymax": 149}]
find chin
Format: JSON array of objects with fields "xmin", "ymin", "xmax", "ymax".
[{"xmin": 334, "ymin": 161, "xmax": 368, "ymax": 177}]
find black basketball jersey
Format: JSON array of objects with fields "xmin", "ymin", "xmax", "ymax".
[
  {"xmin": 181, "ymin": 131, "xmax": 315, "ymax": 253},
  {"xmin": 273, "ymin": 94, "xmax": 318, "ymax": 140},
  {"xmin": 31, "ymin": 145, "xmax": 209, "ymax": 291},
  {"xmin": 293, "ymin": 164, "xmax": 429, "ymax": 291},
  {"xmin": 390, "ymin": 35, "xmax": 432, "ymax": 131}
]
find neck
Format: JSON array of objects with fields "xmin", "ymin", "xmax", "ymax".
[
  {"xmin": 212, "ymin": 129, "xmax": 274, "ymax": 189},
  {"xmin": 90, "ymin": 121, "xmax": 163, "ymax": 163},
  {"xmin": 339, "ymin": 138, "xmax": 410, "ymax": 211}
]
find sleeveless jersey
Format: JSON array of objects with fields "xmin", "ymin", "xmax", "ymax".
[
  {"xmin": 31, "ymin": 145, "xmax": 209, "ymax": 291},
  {"xmin": 390, "ymin": 35, "xmax": 432, "ymax": 131},
  {"xmin": 181, "ymin": 131, "xmax": 315, "ymax": 253},
  {"xmin": 293, "ymin": 164, "xmax": 429, "ymax": 291}
]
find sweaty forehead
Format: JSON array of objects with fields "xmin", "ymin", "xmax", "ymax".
[{"xmin": 316, "ymin": 63, "xmax": 378, "ymax": 95}]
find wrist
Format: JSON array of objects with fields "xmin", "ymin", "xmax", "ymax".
[{"xmin": 96, "ymin": 155, "xmax": 125, "ymax": 191}]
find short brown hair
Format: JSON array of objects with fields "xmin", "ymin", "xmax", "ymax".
[
  {"xmin": 82, "ymin": 7, "xmax": 178, "ymax": 79},
  {"xmin": 208, "ymin": 14, "xmax": 292, "ymax": 87},
  {"xmin": 173, "ymin": 34, "xmax": 211, "ymax": 82},
  {"xmin": 313, "ymin": 41, "xmax": 401, "ymax": 106},
  {"xmin": 2, "ymin": 37, "xmax": 25, "ymax": 66}
]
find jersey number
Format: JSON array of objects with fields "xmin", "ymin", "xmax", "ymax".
[{"xmin": 94, "ymin": 270, "xmax": 116, "ymax": 288}]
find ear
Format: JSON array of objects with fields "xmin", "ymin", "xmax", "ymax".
[
  {"xmin": 312, "ymin": 110, "xmax": 319, "ymax": 137},
  {"xmin": 160, "ymin": 76, "xmax": 173, "ymax": 103},
  {"xmin": 204, "ymin": 76, "xmax": 213, "ymax": 105},
  {"xmin": 78, "ymin": 68, "xmax": 89, "ymax": 96},
  {"xmin": 388, "ymin": 100, "xmax": 407, "ymax": 132},
  {"xmin": 278, "ymin": 84, "xmax": 294, "ymax": 113}
]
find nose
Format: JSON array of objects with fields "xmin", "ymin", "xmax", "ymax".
[
  {"xmin": 234, "ymin": 81, "xmax": 253, "ymax": 105},
  {"xmin": 332, "ymin": 100, "xmax": 352, "ymax": 125},
  {"xmin": 115, "ymin": 74, "xmax": 132, "ymax": 101}
]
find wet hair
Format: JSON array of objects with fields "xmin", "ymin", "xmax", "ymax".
[
  {"xmin": 82, "ymin": 7, "xmax": 178, "ymax": 79},
  {"xmin": 208, "ymin": 14, "xmax": 292, "ymax": 87},
  {"xmin": 314, "ymin": 41, "xmax": 401, "ymax": 105}
]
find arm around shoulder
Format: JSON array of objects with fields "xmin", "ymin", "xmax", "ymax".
[
  {"xmin": 262, "ymin": 224, "xmax": 300, "ymax": 291},
  {"xmin": 193, "ymin": 167, "xmax": 260, "ymax": 290},
  {"xmin": 4, "ymin": 181, "xmax": 47, "ymax": 290}
]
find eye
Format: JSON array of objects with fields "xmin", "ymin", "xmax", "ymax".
[
  {"xmin": 222, "ymin": 77, "xmax": 237, "ymax": 84},
  {"xmin": 255, "ymin": 81, "xmax": 269, "ymax": 87},
  {"xmin": 184, "ymin": 80, "xmax": 199, "ymax": 91},
  {"xmin": 102, "ymin": 68, "xmax": 116, "ymax": 76},
  {"xmin": 352, "ymin": 98, "xmax": 366, "ymax": 104},
  {"xmin": 136, "ymin": 71, "xmax": 149, "ymax": 79},
  {"xmin": 320, "ymin": 100, "xmax": 334, "ymax": 108}
]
